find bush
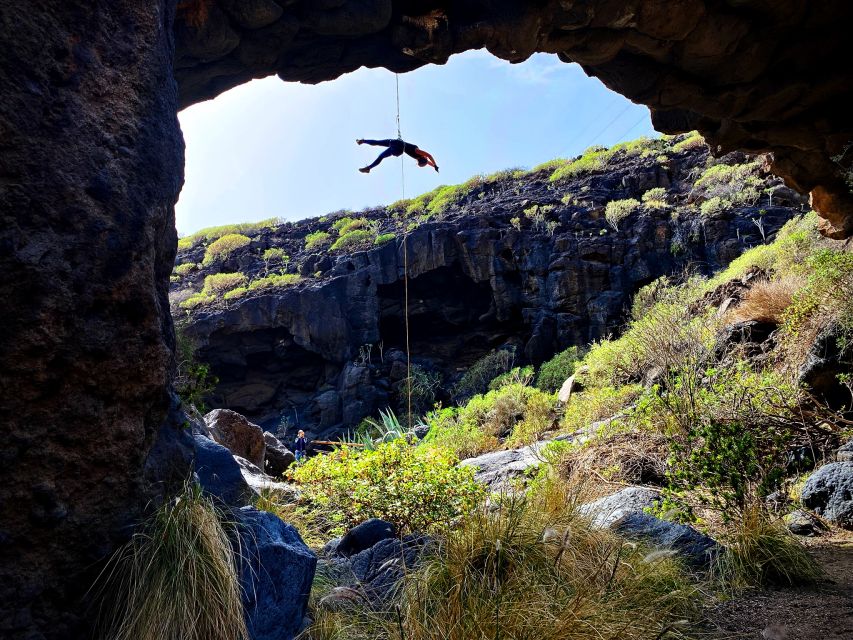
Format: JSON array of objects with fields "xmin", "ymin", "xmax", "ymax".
[
  {"xmin": 179, "ymin": 291, "xmax": 216, "ymax": 310},
  {"xmin": 670, "ymin": 132, "xmax": 706, "ymax": 153},
  {"xmin": 641, "ymin": 187, "xmax": 668, "ymax": 210},
  {"xmin": 714, "ymin": 503, "xmax": 822, "ymax": 590},
  {"xmin": 332, "ymin": 216, "xmax": 368, "ymax": 235},
  {"xmin": 420, "ymin": 406, "xmax": 499, "ymax": 460},
  {"xmin": 550, "ymin": 146, "xmax": 615, "ymax": 182},
  {"xmin": 92, "ymin": 483, "xmax": 247, "ymax": 640},
  {"xmin": 262, "ymin": 247, "xmax": 288, "ymax": 268},
  {"xmin": 174, "ymin": 326, "xmax": 218, "ymax": 411},
  {"xmin": 605, "ymin": 198, "xmax": 640, "ymax": 230},
  {"xmin": 247, "ymin": 273, "xmax": 302, "ymax": 291},
  {"xmin": 173, "ymin": 262, "xmax": 197, "ymax": 277},
  {"xmin": 560, "ymin": 384, "xmax": 643, "ymax": 434},
  {"xmin": 330, "ymin": 229, "xmax": 371, "ymax": 251},
  {"xmin": 374, "ymin": 232, "xmax": 395, "ymax": 245},
  {"xmin": 202, "ymin": 233, "xmax": 251, "ymax": 266},
  {"xmin": 201, "ymin": 272, "xmax": 247, "ymax": 295},
  {"xmin": 452, "ymin": 349, "xmax": 515, "ymax": 402},
  {"xmin": 177, "ymin": 218, "xmax": 280, "ymax": 251},
  {"xmin": 289, "ymin": 439, "xmax": 484, "ymax": 535},
  {"xmin": 223, "ymin": 287, "xmax": 247, "ymax": 301},
  {"xmin": 304, "ymin": 230, "xmax": 330, "ymax": 251},
  {"xmin": 694, "ymin": 161, "xmax": 763, "ymax": 208},
  {"xmin": 536, "ymin": 346, "xmax": 581, "ymax": 392},
  {"xmin": 727, "ymin": 275, "xmax": 804, "ymax": 324},
  {"xmin": 395, "ymin": 364, "xmax": 441, "ymax": 426},
  {"xmin": 699, "ymin": 196, "xmax": 726, "ymax": 217}
]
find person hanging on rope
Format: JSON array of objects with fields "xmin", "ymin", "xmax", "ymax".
[{"xmin": 356, "ymin": 138, "xmax": 439, "ymax": 173}]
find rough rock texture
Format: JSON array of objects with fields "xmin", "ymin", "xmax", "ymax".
[
  {"xmin": 801, "ymin": 462, "xmax": 853, "ymax": 529},
  {"xmin": 174, "ymin": 1, "xmax": 853, "ymax": 237},
  {"xmin": 178, "ymin": 144, "xmax": 797, "ymax": 437},
  {"xmin": 613, "ymin": 513, "xmax": 720, "ymax": 570},
  {"xmin": 205, "ymin": 407, "xmax": 266, "ymax": 467},
  {"xmin": 237, "ymin": 507, "xmax": 317, "ymax": 640},
  {"xmin": 784, "ymin": 509, "xmax": 828, "ymax": 537},
  {"xmin": 263, "ymin": 430, "xmax": 296, "ymax": 476},
  {"xmin": 194, "ymin": 434, "xmax": 254, "ymax": 507},
  {"xmin": 0, "ymin": 1, "xmax": 185, "ymax": 637},
  {"xmin": 578, "ymin": 487, "xmax": 661, "ymax": 528},
  {"xmin": 461, "ymin": 443, "xmax": 545, "ymax": 490},
  {"xmin": 318, "ymin": 534, "xmax": 432, "ymax": 607},
  {"xmin": 335, "ymin": 518, "xmax": 396, "ymax": 557}
]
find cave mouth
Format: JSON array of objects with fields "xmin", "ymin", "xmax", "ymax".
[{"xmin": 378, "ymin": 262, "xmax": 524, "ymax": 373}]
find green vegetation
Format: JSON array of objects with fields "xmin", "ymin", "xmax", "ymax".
[
  {"xmin": 641, "ymin": 187, "xmax": 668, "ymax": 210},
  {"xmin": 93, "ymin": 483, "xmax": 247, "ymax": 640},
  {"xmin": 288, "ymin": 439, "xmax": 484, "ymax": 535},
  {"xmin": 262, "ymin": 247, "xmax": 288, "ymax": 270},
  {"xmin": 332, "ymin": 216, "xmax": 369, "ymax": 235},
  {"xmin": 174, "ymin": 326, "xmax": 218, "ymax": 411},
  {"xmin": 374, "ymin": 232, "xmax": 395, "ymax": 245},
  {"xmin": 202, "ymin": 233, "xmax": 251, "ymax": 266},
  {"xmin": 670, "ymin": 131, "xmax": 705, "ymax": 153},
  {"xmin": 550, "ymin": 145, "xmax": 615, "ymax": 182},
  {"xmin": 223, "ymin": 287, "xmax": 247, "ymax": 301},
  {"xmin": 536, "ymin": 346, "xmax": 580, "ymax": 392},
  {"xmin": 694, "ymin": 160, "xmax": 763, "ymax": 209},
  {"xmin": 177, "ymin": 218, "xmax": 279, "ymax": 251},
  {"xmin": 247, "ymin": 272, "xmax": 302, "ymax": 292},
  {"xmin": 201, "ymin": 272, "xmax": 247, "ymax": 295},
  {"xmin": 173, "ymin": 262, "xmax": 197, "ymax": 277},
  {"xmin": 452, "ymin": 349, "xmax": 515, "ymax": 401},
  {"xmin": 179, "ymin": 291, "xmax": 216, "ymax": 310},
  {"xmin": 304, "ymin": 230, "xmax": 331, "ymax": 251},
  {"xmin": 605, "ymin": 198, "xmax": 640, "ymax": 230},
  {"xmin": 330, "ymin": 229, "xmax": 371, "ymax": 251}
]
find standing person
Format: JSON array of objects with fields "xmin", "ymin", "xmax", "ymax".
[
  {"xmin": 294, "ymin": 430, "xmax": 307, "ymax": 463},
  {"xmin": 356, "ymin": 138, "xmax": 439, "ymax": 173}
]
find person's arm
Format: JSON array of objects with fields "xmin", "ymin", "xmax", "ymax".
[{"xmin": 421, "ymin": 150, "xmax": 439, "ymax": 171}]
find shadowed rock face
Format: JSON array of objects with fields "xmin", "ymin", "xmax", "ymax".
[
  {"xmin": 174, "ymin": 0, "xmax": 853, "ymax": 238},
  {"xmin": 0, "ymin": 1, "xmax": 186, "ymax": 637}
]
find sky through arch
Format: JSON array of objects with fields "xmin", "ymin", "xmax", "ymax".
[{"xmin": 176, "ymin": 50, "xmax": 656, "ymax": 235}]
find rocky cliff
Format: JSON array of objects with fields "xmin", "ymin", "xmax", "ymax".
[{"xmin": 175, "ymin": 137, "xmax": 803, "ymax": 439}]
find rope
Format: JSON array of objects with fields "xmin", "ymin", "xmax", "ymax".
[{"xmin": 395, "ymin": 73, "xmax": 413, "ymax": 428}]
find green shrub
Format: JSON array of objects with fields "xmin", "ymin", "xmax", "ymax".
[
  {"xmin": 641, "ymin": 187, "xmax": 668, "ymax": 210},
  {"xmin": 670, "ymin": 132, "xmax": 706, "ymax": 153},
  {"xmin": 420, "ymin": 406, "xmax": 498, "ymax": 460},
  {"xmin": 177, "ymin": 217, "xmax": 280, "ymax": 251},
  {"xmin": 261, "ymin": 248, "xmax": 288, "ymax": 270},
  {"xmin": 92, "ymin": 483, "xmax": 247, "ymax": 640},
  {"xmin": 694, "ymin": 161, "xmax": 763, "ymax": 208},
  {"xmin": 174, "ymin": 326, "xmax": 218, "ymax": 411},
  {"xmin": 452, "ymin": 349, "xmax": 515, "ymax": 402},
  {"xmin": 201, "ymin": 272, "xmax": 247, "ymax": 295},
  {"xmin": 605, "ymin": 198, "xmax": 640, "ymax": 230},
  {"xmin": 374, "ymin": 232, "xmax": 395, "ymax": 245},
  {"xmin": 304, "ymin": 230, "xmax": 331, "ymax": 251},
  {"xmin": 505, "ymin": 388, "xmax": 555, "ymax": 448},
  {"xmin": 247, "ymin": 273, "xmax": 302, "ymax": 291},
  {"xmin": 202, "ymin": 233, "xmax": 251, "ymax": 266},
  {"xmin": 332, "ymin": 216, "xmax": 369, "ymax": 235},
  {"xmin": 490, "ymin": 366, "xmax": 535, "ymax": 390},
  {"xmin": 550, "ymin": 146, "xmax": 615, "ymax": 182},
  {"xmin": 179, "ymin": 291, "xmax": 216, "ymax": 310},
  {"xmin": 173, "ymin": 262, "xmax": 197, "ymax": 277},
  {"xmin": 289, "ymin": 439, "xmax": 484, "ymax": 535},
  {"xmin": 395, "ymin": 364, "xmax": 441, "ymax": 425},
  {"xmin": 330, "ymin": 229, "xmax": 371, "ymax": 251},
  {"xmin": 223, "ymin": 287, "xmax": 247, "ymax": 301},
  {"xmin": 560, "ymin": 384, "xmax": 642, "ymax": 434},
  {"xmin": 536, "ymin": 346, "xmax": 581, "ymax": 392}
]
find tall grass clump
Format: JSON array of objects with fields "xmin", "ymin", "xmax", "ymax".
[
  {"xmin": 397, "ymin": 481, "xmax": 696, "ymax": 640},
  {"xmin": 92, "ymin": 483, "xmax": 247, "ymax": 640},
  {"xmin": 713, "ymin": 502, "xmax": 822, "ymax": 590}
]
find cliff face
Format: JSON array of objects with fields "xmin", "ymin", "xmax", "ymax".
[
  {"xmin": 176, "ymin": 141, "xmax": 803, "ymax": 438},
  {"xmin": 174, "ymin": 0, "xmax": 853, "ymax": 238}
]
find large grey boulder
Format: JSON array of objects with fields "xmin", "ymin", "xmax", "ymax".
[
  {"xmin": 193, "ymin": 434, "xmax": 252, "ymax": 507},
  {"xmin": 578, "ymin": 487, "xmax": 661, "ymax": 528},
  {"xmin": 836, "ymin": 440, "xmax": 853, "ymax": 462},
  {"xmin": 334, "ymin": 519, "xmax": 396, "ymax": 558},
  {"xmin": 612, "ymin": 513, "xmax": 720, "ymax": 570},
  {"xmin": 234, "ymin": 456, "xmax": 300, "ymax": 502},
  {"xmin": 263, "ymin": 431, "xmax": 296, "ymax": 477},
  {"xmin": 461, "ymin": 443, "xmax": 545, "ymax": 490},
  {"xmin": 205, "ymin": 408, "xmax": 266, "ymax": 468},
  {"xmin": 801, "ymin": 462, "xmax": 853, "ymax": 528},
  {"xmin": 237, "ymin": 507, "xmax": 317, "ymax": 640}
]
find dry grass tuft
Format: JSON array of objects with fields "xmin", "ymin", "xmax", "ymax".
[
  {"xmin": 92, "ymin": 483, "xmax": 248, "ymax": 640},
  {"xmin": 554, "ymin": 430, "xmax": 670, "ymax": 487},
  {"xmin": 727, "ymin": 275, "xmax": 806, "ymax": 325}
]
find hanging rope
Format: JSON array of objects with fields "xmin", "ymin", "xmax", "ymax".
[{"xmin": 395, "ymin": 73, "xmax": 413, "ymax": 428}]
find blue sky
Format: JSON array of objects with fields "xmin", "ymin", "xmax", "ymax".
[{"xmin": 176, "ymin": 51, "xmax": 656, "ymax": 235}]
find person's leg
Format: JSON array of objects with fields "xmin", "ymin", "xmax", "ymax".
[
  {"xmin": 357, "ymin": 139, "xmax": 393, "ymax": 146},
  {"xmin": 360, "ymin": 147, "xmax": 396, "ymax": 172}
]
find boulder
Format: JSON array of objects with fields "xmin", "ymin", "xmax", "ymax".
[
  {"xmin": 578, "ymin": 487, "xmax": 661, "ymax": 528},
  {"xmin": 801, "ymin": 462, "xmax": 853, "ymax": 528},
  {"xmin": 205, "ymin": 409, "xmax": 266, "ymax": 468},
  {"xmin": 461, "ymin": 442, "xmax": 545, "ymax": 490},
  {"xmin": 784, "ymin": 510, "xmax": 828, "ymax": 537},
  {"xmin": 612, "ymin": 513, "xmax": 720, "ymax": 570},
  {"xmin": 193, "ymin": 435, "xmax": 252, "ymax": 507},
  {"xmin": 237, "ymin": 507, "xmax": 317, "ymax": 640},
  {"xmin": 263, "ymin": 431, "xmax": 296, "ymax": 477},
  {"xmin": 335, "ymin": 519, "xmax": 396, "ymax": 557},
  {"xmin": 836, "ymin": 440, "xmax": 853, "ymax": 463},
  {"xmin": 234, "ymin": 455, "xmax": 300, "ymax": 502}
]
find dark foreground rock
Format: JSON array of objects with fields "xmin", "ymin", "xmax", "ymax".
[
  {"xmin": 332, "ymin": 518, "xmax": 396, "ymax": 558},
  {"xmin": 264, "ymin": 431, "xmax": 296, "ymax": 476},
  {"xmin": 237, "ymin": 507, "xmax": 317, "ymax": 640},
  {"xmin": 194, "ymin": 434, "xmax": 253, "ymax": 507},
  {"xmin": 613, "ymin": 513, "xmax": 720, "ymax": 570},
  {"xmin": 801, "ymin": 462, "xmax": 853, "ymax": 528}
]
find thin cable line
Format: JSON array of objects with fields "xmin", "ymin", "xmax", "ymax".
[{"xmin": 396, "ymin": 73, "xmax": 412, "ymax": 428}]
